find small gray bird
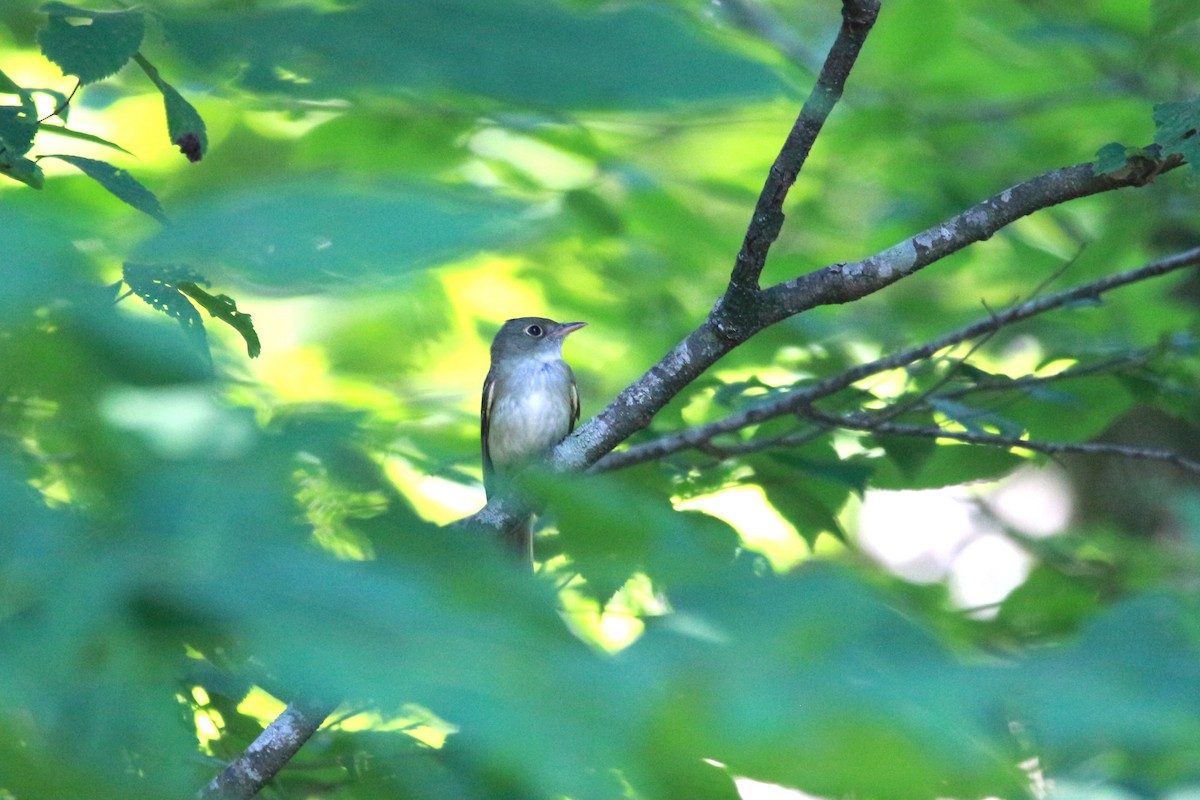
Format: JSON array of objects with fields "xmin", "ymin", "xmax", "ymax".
[{"xmin": 481, "ymin": 316, "xmax": 585, "ymax": 560}]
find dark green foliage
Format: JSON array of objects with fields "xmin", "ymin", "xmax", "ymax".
[
  {"xmin": 37, "ymin": 4, "xmax": 144, "ymax": 85},
  {"xmin": 44, "ymin": 153, "xmax": 168, "ymax": 221},
  {"xmin": 123, "ymin": 262, "xmax": 260, "ymax": 364}
]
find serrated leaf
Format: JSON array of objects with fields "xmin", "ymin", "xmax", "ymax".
[
  {"xmin": 133, "ymin": 54, "xmax": 207, "ymax": 162},
  {"xmin": 122, "ymin": 262, "xmax": 211, "ymax": 363},
  {"xmin": 176, "ymin": 281, "xmax": 261, "ymax": 358},
  {"xmin": 38, "ymin": 5, "xmax": 145, "ymax": 85},
  {"xmin": 43, "ymin": 154, "xmax": 167, "ymax": 222},
  {"xmin": 1153, "ymin": 98, "xmax": 1200, "ymax": 168}
]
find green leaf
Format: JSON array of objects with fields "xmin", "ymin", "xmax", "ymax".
[
  {"xmin": 1153, "ymin": 0, "xmax": 1200, "ymax": 37},
  {"xmin": 1153, "ymin": 98, "xmax": 1200, "ymax": 168},
  {"xmin": 42, "ymin": 154, "xmax": 167, "ymax": 222},
  {"xmin": 1094, "ymin": 141, "xmax": 1134, "ymax": 175},
  {"xmin": 0, "ymin": 148, "xmax": 45, "ymax": 188},
  {"xmin": 873, "ymin": 430, "xmax": 938, "ymax": 481},
  {"xmin": 538, "ymin": 467, "xmax": 740, "ymax": 603},
  {"xmin": 122, "ymin": 262, "xmax": 210, "ymax": 362},
  {"xmin": 995, "ymin": 563, "xmax": 1102, "ymax": 639},
  {"xmin": 869, "ymin": 437, "xmax": 1027, "ymax": 490},
  {"xmin": 176, "ymin": 281, "xmax": 262, "ymax": 359},
  {"xmin": 132, "ymin": 53, "xmax": 207, "ymax": 162},
  {"xmin": 1022, "ymin": 595, "xmax": 1200, "ymax": 790},
  {"xmin": 38, "ymin": 123, "xmax": 132, "ymax": 155},
  {"xmin": 652, "ymin": 566, "xmax": 1027, "ymax": 799},
  {"xmin": 0, "ymin": 67, "xmax": 24, "ymax": 94},
  {"xmin": 135, "ymin": 181, "xmax": 530, "ymax": 292},
  {"xmin": 929, "ymin": 397, "xmax": 1026, "ymax": 438},
  {"xmin": 38, "ymin": 4, "xmax": 145, "ymax": 85},
  {"xmin": 0, "ymin": 104, "xmax": 39, "ymax": 157},
  {"xmin": 749, "ymin": 443, "xmax": 866, "ymax": 546},
  {"xmin": 162, "ymin": 0, "xmax": 788, "ymax": 110}
]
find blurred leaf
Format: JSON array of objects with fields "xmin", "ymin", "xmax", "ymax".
[
  {"xmin": 1153, "ymin": 0, "xmax": 1200, "ymax": 36},
  {"xmin": 38, "ymin": 4, "xmax": 145, "ymax": 85},
  {"xmin": 1153, "ymin": 98, "xmax": 1200, "ymax": 169},
  {"xmin": 645, "ymin": 565, "xmax": 1026, "ymax": 799},
  {"xmin": 132, "ymin": 53, "xmax": 207, "ymax": 162},
  {"xmin": 122, "ymin": 262, "xmax": 210, "ymax": 362},
  {"xmin": 43, "ymin": 154, "xmax": 168, "ymax": 222},
  {"xmin": 0, "ymin": 67, "xmax": 23, "ymax": 93},
  {"xmin": 1094, "ymin": 141, "xmax": 1134, "ymax": 175},
  {"xmin": 134, "ymin": 181, "xmax": 531, "ymax": 291},
  {"xmin": 0, "ymin": 104, "xmax": 38, "ymax": 156},
  {"xmin": 744, "ymin": 441, "xmax": 871, "ymax": 546},
  {"xmin": 0, "ymin": 148, "xmax": 44, "ymax": 187},
  {"xmin": 163, "ymin": 0, "xmax": 789, "ymax": 110},
  {"xmin": 869, "ymin": 437, "xmax": 1027, "ymax": 490},
  {"xmin": 1022, "ymin": 594, "xmax": 1200, "ymax": 790},
  {"xmin": 930, "ymin": 396, "xmax": 1026, "ymax": 437},
  {"xmin": 177, "ymin": 281, "xmax": 261, "ymax": 359},
  {"xmin": 995, "ymin": 563, "xmax": 1103, "ymax": 639},
  {"xmin": 873, "ymin": 429, "xmax": 938, "ymax": 481},
  {"xmin": 539, "ymin": 467, "xmax": 740, "ymax": 603}
]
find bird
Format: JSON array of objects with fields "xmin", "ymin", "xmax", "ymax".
[{"xmin": 481, "ymin": 316, "xmax": 585, "ymax": 561}]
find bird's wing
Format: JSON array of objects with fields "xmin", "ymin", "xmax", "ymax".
[
  {"xmin": 481, "ymin": 368, "xmax": 496, "ymax": 497},
  {"xmin": 568, "ymin": 368, "xmax": 580, "ymax": 433}
]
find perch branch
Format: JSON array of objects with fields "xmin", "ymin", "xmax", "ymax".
[{"xmin": 197, "ymin": 700, "xmax": 336, "ymax": 800}]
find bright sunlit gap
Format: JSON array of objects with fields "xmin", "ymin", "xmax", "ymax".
[
  {"xmin": 334, "ymin": 704, "xmax": 457, "ymax": 749},
  {"xmin": 857, "ymin": 465, "xmax": 1073, "ymax": 611},
  {"xmin": 677, "ymin": 484, "xmax": 813, "ymax": 572}
]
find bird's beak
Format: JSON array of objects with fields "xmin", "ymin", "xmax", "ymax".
[{"xmin": 553, "ymin": 321, "xmax": 587, "ymax": 338}]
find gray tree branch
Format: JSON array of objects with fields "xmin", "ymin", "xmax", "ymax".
[
  {"xmin": 595, "ymin": 245, "xmax": 1200, "ymax": 471},
  {"xmin": 197, "ymin": 700, "xmax": 336, "ymax": 800}
]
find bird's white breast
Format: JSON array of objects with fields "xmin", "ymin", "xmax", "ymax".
[{"xmin": 488, "ymin": 361, "xmax": 573, "ymax": 470}]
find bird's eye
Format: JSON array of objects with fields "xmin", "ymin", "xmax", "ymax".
[{"xmin": 525, "ymin": 324, "xmax": 543, "ymax": 337}]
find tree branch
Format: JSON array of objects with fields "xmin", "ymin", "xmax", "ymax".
[
  {"xmin": 719, "ymin": 0, "xmax": 880, "ymax": 329},
  {"xmin": 755, "ymin": 154, "xmax": 1185, "ymax": 324},
  {"xmin": 460, "ymin": 1, "xmax": 1187, "ymax": 539},
  {"xmin": 810, "ymin": 416, "xmax": 1200, "ymax": 477},
  {"xmin": 197, "ymin": 700, "xmax": 336, "ymax": 800},
  {"xmin": 596, "ymin": 245, "xmax": 1200, "ymax": 471}
]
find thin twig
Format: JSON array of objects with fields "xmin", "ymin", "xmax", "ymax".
[
  {"xmin": 938, "ymin": 348, "xmax": 1157, "ymax": 400},
  {"xmin": 36, "ymin": 80, "xmax": 80, "ymax": 124},
  {"xmin": 813, "ymin": 415, "xmax": 1200, "ymax": 476}
]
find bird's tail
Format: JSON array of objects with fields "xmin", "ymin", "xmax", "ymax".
[{"xmin": 503, "ymin": 514, "xmax": 535, "ymax": 565}]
